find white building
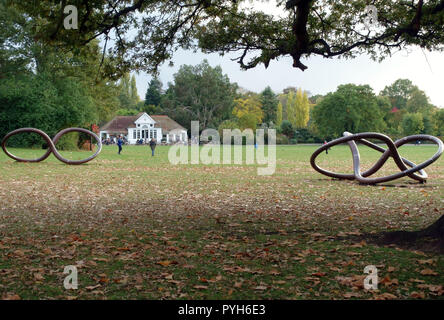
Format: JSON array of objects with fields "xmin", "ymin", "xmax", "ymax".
[{"xmin": 99, "ymin": 112, "xmax": 188, "ymax": 144}]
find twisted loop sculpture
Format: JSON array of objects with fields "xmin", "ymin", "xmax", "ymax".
[
  {"xmin": 1, "ymin": 128, "xmax": 102, "ymax": 165},
  {"xmin": 310, "ymin": 132, "xmax": 443, "ymax": 184}
]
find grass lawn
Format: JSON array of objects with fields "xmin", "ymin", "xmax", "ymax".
[{"xmin": 0, "ymin": 143, "xmax": 443, "ymax": 300}]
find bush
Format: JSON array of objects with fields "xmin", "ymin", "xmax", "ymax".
[
  {"xmin": 55, "ymin": 132, "xmax": 79, "ymax": 151},
  {"xmin": 276, "ymin": 134, "xmax": 289, "ymax": 145},
  {"xmin": 280, "ymin": 120, "xmax": 293, "ymax": 137},
  {"xmin": 294, "ymin": 128, "xmax": 323, "ymax": 144},
  {"xmin": 4, "ymin": 132, "xmax": 46, "ymax": 149}
]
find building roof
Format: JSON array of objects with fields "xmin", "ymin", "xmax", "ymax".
[
  {"xmin": 100, "ymin": 113, "xmax": 186, "ymax": 134},
  {"xmin": 150, "ymin": 115, "xmax": 186, "ymax": 133}
]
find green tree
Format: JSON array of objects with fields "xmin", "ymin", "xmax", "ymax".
[
  {"xmin": 377, "ymin": 95, "xmax": 403, "ymax": 134},
  {"xmin": 260, "ymin": 86, "xmax": 278, "ymax": 124},
  {"xmin": 116, "ymin": 109, "xmax": 139, "ymax": 116},
  {"xmin": 0, "ymin": 0, "xmax": 30, "ymax": 78},
  {"xmin": 0, "ymin": 3, "xmax": 123, "ymax": 141},
  {"xmin": 421, "ymin": 113, "xmax": 436, "ymax": 135},
  {"xmin": 401, "ymin": 113, "xmax": 424, "ymax": 135},
  {"xmin": 280, "ymin": 120, "xmax": 294, "ymax": 138},
  {"xmin": 145, "ymin": 77, "xmax": 163, "ymax": 107},
  {"xmin": 130, "ymin": 75, "xmax": 140, "ymax": 106},
  {"xmin": 0, "ymin": 73, "xmax": 94, "ymax": 149},
  {"xmin": 435, "ymin": 109, "xmax": 444, "ymax": 136},
  {"xmin": 161, "ymin": 60, "xmax": 237, "ymax": 130},
  {"xmin": 118, "ymin": 73, "xmax": 134, "ymax": 110},
  {"xmin": 406, "ymin": 87, "xmax": 432, "ymax": 114},
  {"xmin": 312, "ymin": 84, "xmax": 386, "ymax": 138},
  {"xmin": 380, "ymin": 79, "xmax": 416, "ymax": 110},
  {"xmin": 238, "ymin": 113, "xmax": 258, "ymax": 131},
  {"xmin": 218, "ymin": 119, "xmax": 240, "ymax": 137}
]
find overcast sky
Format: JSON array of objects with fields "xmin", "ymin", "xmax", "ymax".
[{"xmin": 133, "ymin": 47, "xmax": 444, "ymax": 108}]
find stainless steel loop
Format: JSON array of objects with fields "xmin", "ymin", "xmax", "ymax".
[
  {"xmin": 1, "ymin": 128, "xmax": 102, "ymax": 165},
  {"xmin": 310, "ymin": 132, "xmax": 443, "ymax": 184}
]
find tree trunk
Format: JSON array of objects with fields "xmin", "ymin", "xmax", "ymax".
[{"xmin": 380, "ymin": 214, "xmax": 444, "ymax": 252}]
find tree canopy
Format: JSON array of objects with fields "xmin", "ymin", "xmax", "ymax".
[
  {"xmin": 312, "ymin": 84, "xmax": 386, "ymax": 138},
  {"xmin": 160, "ymin": 60, "xmax": 237, "ymax": 130},
  {"xmin": 145, "ymin": 77, "xmax": 163, "ymax": 107},
  {"xmin": 260, "ymin": 87, "xmax": 279, "ymax": 124},
  {"xmin": 10, "ymin": 0, "xmax": 444, "ymax": 77}
]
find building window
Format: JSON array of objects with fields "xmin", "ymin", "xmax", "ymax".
[
  {"xmin": 133, "ymin": 130, "xmax": 136, "ymax": 139},
  {"xmin": 137, "ymin": 130, "xmax": 140, "ymax": 139},
  {"xmin": 154, "ymin": 130, "xmax": 157, "ymax": 139}
]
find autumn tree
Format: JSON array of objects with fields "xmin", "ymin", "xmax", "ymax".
[
  {"xmin": 276, "ymin": 101, "xmax": 283, "ymax": 127},
  {"xmin": 285, "ymin": 89, "xmax": 310, "ymax": 129},
  {"xmin": 294, "ymin": 88, "xmax": 310, "ymax": 129},
  {"xmin": 286, "ymin": 91, "xmax": 296, "ymax": 127},
  {"xmin": 232, "ymin": 96, "xmax": 264, "ymax": 126}
]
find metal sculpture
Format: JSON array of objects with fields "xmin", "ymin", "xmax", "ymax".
[
  {"xmin": 1, "ymin": 128, "xmax": 102, "ymax": 165},
  {"xmin": 310, "ymin": 132, "xmax": 443, "ymax": 184}
]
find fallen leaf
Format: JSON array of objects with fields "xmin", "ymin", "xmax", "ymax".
[
  {"xmin": 34, "ymin": 273, "xmax": 44, "ymax": 281},
  {"xmin": 85, "ymin": 284, "xmax": 101, "ymax": 291},
  {"xmin": 420, "ymin": 269, "xmax": 438, "ymax": 276},
  {"xmin": 2, "ymin": 294, "xmax": 21, "ymax": 300},
  {"xmin": 193, "ymin": 285, "xmax": 208, "ymax": 290},
  {"xmin": 410, "ymin": 291, "xmax": 425, "ymax": 299},
  {"xmin": 374, "ymin": 293, "xmax": 397, "ymax": 300},
  {"xmin": 156, "ymin": 260, "xmax": 178, "ymax": 267},
  {"xmin": 254, "ymin": 286, "xmax": 268, "ymax": 291}
]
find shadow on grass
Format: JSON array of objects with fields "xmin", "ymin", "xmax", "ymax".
[{"xmin": 337, "ymin": 219, "xmax": 444, "ymax": 255}]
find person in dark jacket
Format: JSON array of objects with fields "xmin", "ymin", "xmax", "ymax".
[
  {"xmin": 149, "ymin": 138, "xmax": 157, "ymax": 156},
  {"xmin": 117, "ymin": 136, "xmax": 123, "ymax": 155},
  {"xmin": 323, "ymin": 140, "xmax": 329, "ymax": 154}
]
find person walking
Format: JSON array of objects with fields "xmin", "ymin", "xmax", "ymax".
[
  {"xmin": 149, "ymin": 138, "xmax": 157, "ymax": 157},
  {"xmin": 323, "ymin": 140, "xmax": 329, "ymax": 154},
  {"xmin": 117, "ymin": 135, "xmax": 123, "ymax": 155}
]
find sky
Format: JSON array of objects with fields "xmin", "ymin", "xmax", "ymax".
[{"xmin": 128, "ymin": 0, "xmax": 444, "ymax": 108}]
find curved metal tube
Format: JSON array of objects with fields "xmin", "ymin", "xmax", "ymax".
[
  {"xmin": 1, "ymin": 128, "xmax": 102, "ymax": 165},
  {"xmin": 310, "ymin": 132, "xmax": 443, "ymax": 184}
]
